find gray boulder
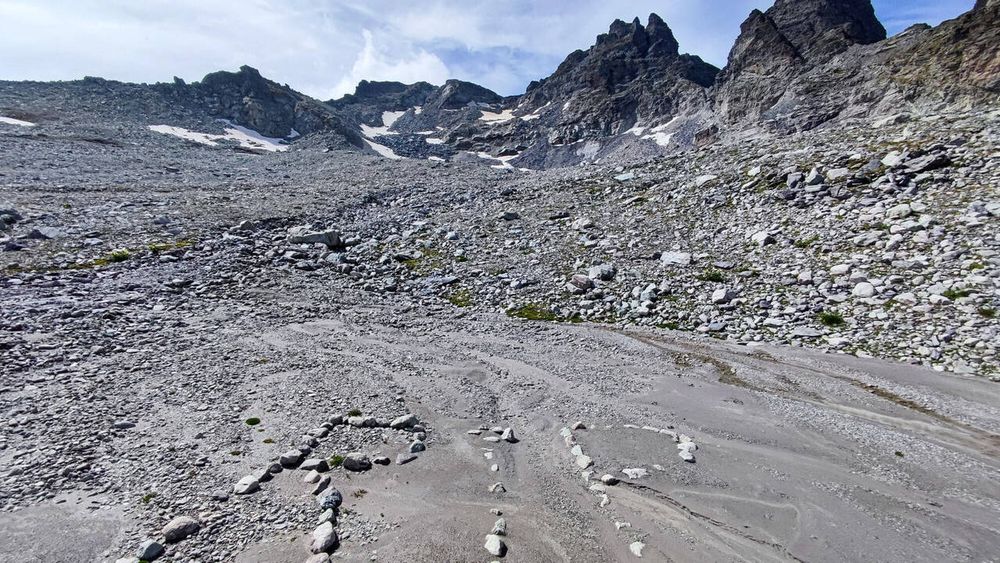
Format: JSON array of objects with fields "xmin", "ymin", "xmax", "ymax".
[{"xmin": 162, "ymin": 515, "xmax": 200, "ymax": 543}]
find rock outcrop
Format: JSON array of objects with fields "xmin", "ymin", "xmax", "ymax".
[
  {"xmin": 194, "ymin": 66, "xmax": 360, "ymax": 144},
  {"xmin": 714, "ymin": 0, "xmax": 886, "ymax": 124}
]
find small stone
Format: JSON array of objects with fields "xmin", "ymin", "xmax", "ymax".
[
  {"xmin": 343, "ymin": 452, "xmax": 372, "ymax": 471},
  {"xmin": 390, "ymin": 414, "xmax": 418, "ymax": 429},
  {"xmin": 575, "ymin": 455, "xmax": 593, "ymax": 469},
  {"xmin": 312, "ymin": 475, "xmax": 332, "ymax": 496},
  {"xmin": 317, "ymin": 508, "xmax": 336, "ymax": 525},
  {"xmin": 711, "ymin": 288, "xmax": 735, "ymax": 304},
  {"xmin": 886, "ymin": 203, "xmax": 912, "ymax": 219},
  {"xmin": 751, "ymin": 231, "xmax": 776, "ymax": 246},
  {"xmin": 491, "ymin": 518, "xmax": 507, "ymax": 536},
  {"xmin": 373, "ymin": 456, "xmax": 391, "ymax": 465},
  {"xmin": 600, "ymin": 474, "xmax": 619, "ymax": 485},
  {"xmin": 488, "ymin": 482, "xmax": 506, "ymax": 494},
  {"xmin": 629, "ymin": 541, "xmax": 645, "ymax": 557},
  {"xmin": 484, "ymin": 534, "xmax": 507, "ymax": 557},
  {"xmin": 396, "ymin": 453, "xmax": 418, "ymax": 465},
  {"xmin": 500, "ymin": 427, "xmax": 518, "ymax": 443},
  {"xmin": 622, "ymin": 467, "xmax": 648, "ymax": 479},
  {"xmin": 317, "ymin": 488, "xmax": 343, "ymax": 509},
  {"xmin": 347, "ymin": 415, "xmax": 377, "ymax": 427},
  {"xmin": 852, "ymin": 282, "xmax": 875, "ymax": 298},
  {"xmin": 162, "ymin": 516, "xmax": 200, "ymax": 543},
  {"xmin": 587, "ymin": 263, "xmax": 616, "ymax": 281},
  {"xmin": 570, "ymin": 421, "xmax": 586, "ymax": 430},
  {"xmin": 233, "ymin": 475, "xmax": 260, "ymax": 495},
  {"xmin": 660, "ymin": 251, "xmax": 692, "ymax": 266},
  {"xmin": 301, "ymin": 458, "xmax": 330, "ymax": 472},
  {"xmin": 310, "ymin": 521, "xmax": 338, "ymax": 554},
  {"xmin": 279, "ymin": 450, "xmax": 303, "ymax": 468},
  {"xmin": 135, "ymin": 540, "xmax": 164, "ymax": 561},
  {"xmin": 678, "ymin": 442, "xmax": 697, "ymax": 462}
]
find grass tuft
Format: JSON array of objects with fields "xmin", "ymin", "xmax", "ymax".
[
  {"xmin": 699, "ymin": 270, "xmax": 725, "ymax": 283},
  {"xmin": 507, "ymin": 303, "xmax": 560, "ymax": 321},
  {"xmin": 446, "ymin": 288, "xmax": 473, "ymax": 308},
  {"xmin": 942, "ymin": 288, "xmax": 972, "ymax": 300},
  {"xmin": 817, "ymin": 310, "xmax": 845, "ymax": 327}
]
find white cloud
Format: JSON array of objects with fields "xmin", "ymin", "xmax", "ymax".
[
  {"xmin": 0, "ymin": 0, "xmax": 977, "ymax": 100},
  {"xmin": 329, "ymin": 30, "xmax": 450, "ymax": 99}
]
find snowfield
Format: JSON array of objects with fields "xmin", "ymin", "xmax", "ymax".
[
  {"xmin": 148, "ymin": 122, "xmax": 288, "ymax": 152},
  {"xmin": 0, "ymin": 115, "xmax": 36, "ymax": 127}
]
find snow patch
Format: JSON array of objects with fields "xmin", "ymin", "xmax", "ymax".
[
  {"xmin": 470, "ymin": 151, "xmax": 520, "ymax": 170},
  {"xmin": 0, "ymin": 115, "xmax": 36, "ymax": 127},
  {"xmin": 627, "ymin": 118, "xmax": 678, "ymax": 147},
  {"xmin": 413, "ymin": 106, "xmax": 423, "ymax": 115},
  {"xmin": 360, "ymin": 110, "xmax": 405, "ymax": 138},
  {"xmin": 148, "ymin": 122, "xmax": 289, "ymax": 152},
  {"xmin": 425, "ymin": 137, "xmax": 444, "ymax": 145},
  {"xmin": 364, "ymin": 139, "xmax": 402, "ymax": 159},
  {"xmin": 428, "ymin": 156, "xmax": 445, "ymax": 162},
  {"xmin": 479, "ymin": 109, "xmax": 516, "ymax": 123},
  {"xmin": 643, "ymin": 131, "xmax": 674, "ymax": 146},
  {"xmin": 381, "ymin": 110, "xmax": 405, "ymax": 128},
  {"xmin": 361, "ymin": 124, "xmax": 395, "ymax": 137}
]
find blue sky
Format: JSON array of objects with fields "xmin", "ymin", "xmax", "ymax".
[{"xmin": 0, "ymin": 0, "xmax": 976, "ymax": 100}]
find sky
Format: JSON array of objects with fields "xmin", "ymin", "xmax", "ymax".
[{"xmin": 0, "ymin": 0, "xmax": 976, "ymax": 100}]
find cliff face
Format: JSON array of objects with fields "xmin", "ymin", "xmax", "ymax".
[
  {"xmin": 885, "ymin": 0, "xmax": 1000, "ymax": 98},
  {"xmin": 713, "ymin": 0, "xmax": 886, "ymax": 125}
]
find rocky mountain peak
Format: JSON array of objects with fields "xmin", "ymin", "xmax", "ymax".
[
  {"xmin": 596, "ymin": 14, "xmax": 679, "ymax": 58},
  {"xmin": 425, "ymin": 79, "xmax": 503, "ymax": 110},
  {"xmin": 766, "ymin": 0, "xmax": 886, "ymax": 62}
]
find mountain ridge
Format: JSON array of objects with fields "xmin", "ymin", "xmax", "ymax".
[{"xmin": 1, "ymin": 0, "xmax": 996, "ymax": 168}]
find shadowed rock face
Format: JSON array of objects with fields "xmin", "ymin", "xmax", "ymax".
[
  {"xmin": 766, "ymin": 0, "xmax": 886, "ymax": 62},
  {"xmin": 330, "ymin": 80, "xmax": 437, "ymax": 111},
  {"xmin": 196, "ymin": 66, "xmax": 332, "ymax": 139}
]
